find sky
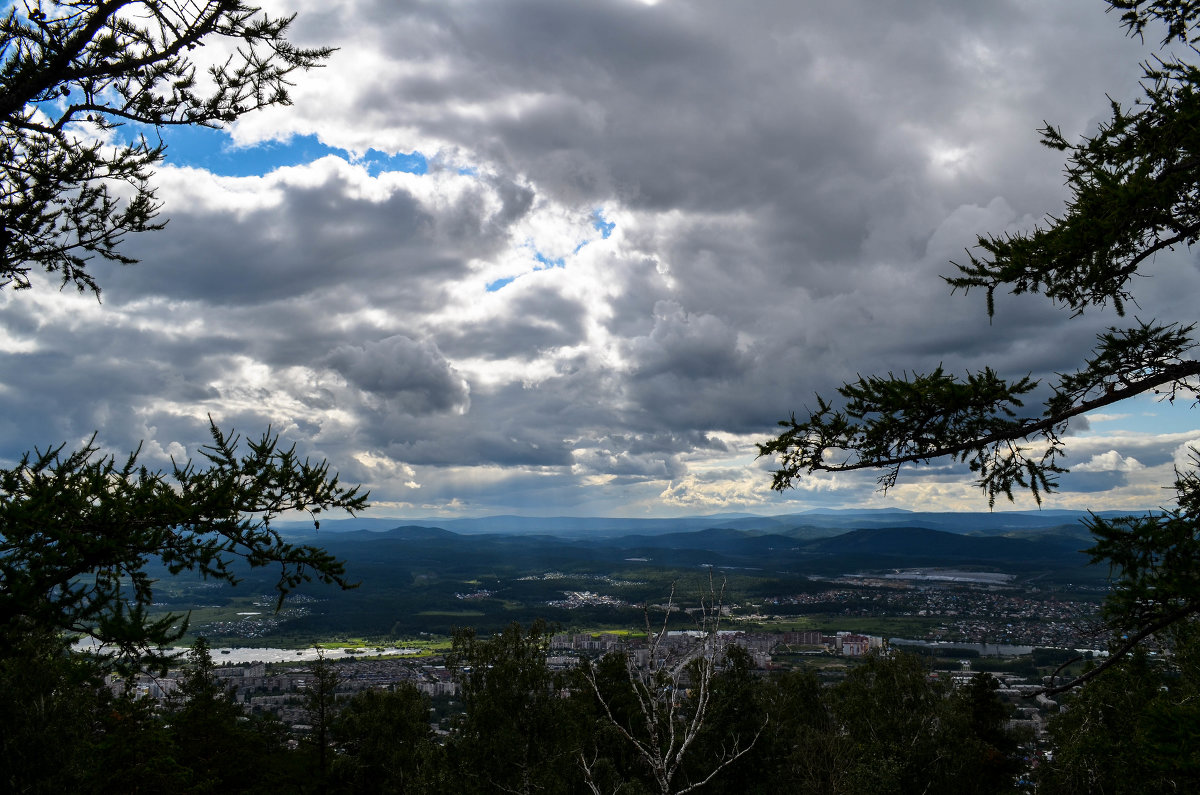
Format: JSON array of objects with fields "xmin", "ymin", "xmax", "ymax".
[{"xmin": 2, "ymin": 0, "xmax": 1198, "ymax": 519}]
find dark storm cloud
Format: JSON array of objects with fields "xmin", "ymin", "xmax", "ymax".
[
  {"xmin": 573, "ymin": 448, "xmax": 685, "ymax": 480},
  {"xmin": 372, "ymin": 416, "xmax": 576, "ymax": 468},
  {"xmin": 599, "ymin": 431, "xmax": 729, "ymax": 457},
  {"xmin": 628, "ymin": 303, "xmax": 745, "ymax": 381},
  {"xmin": 0, "ymin": 295, "xmax": 231, "ymax": 455},
  {"xmin": 326, "ymin": 335, "xmax": 470, "ymax": 414},
  {"xmin": 1057, "ymin": 470, "xmax": 1132, "ymax": 494},
  {"xmin": 108, "ymin": 164, "xmax": 533, "ymax": 311},
  {"xmin": 6, "ymin": 0, "xmax": 1193, "ymax": 514},
  {"xmin": 318, "ymin": 0, "xmax": 1136, "ymax": 223},
  {"xmin": 570, "ymin": 430, "xmax": 728, "ymax": 481},
  {"xmin": 440, "ymin": 288, "xmax": 589, "ymax": 359}
]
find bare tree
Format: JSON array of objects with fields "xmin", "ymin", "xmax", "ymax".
[{"xmin": 579, "ymin": 576, "xmax": 765, "ymax": 795}]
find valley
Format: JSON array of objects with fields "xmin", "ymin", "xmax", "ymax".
[{"xmin": 152, "ymin": 509, "xmax": 1115, "ymax": 652}]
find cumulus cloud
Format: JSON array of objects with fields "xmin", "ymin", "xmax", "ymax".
[
  {"xmin": 3, "ymin": 0, "xmax": 1195, "ymax": 516},
  {"xmin": 1174, "ymin": 438, "xmax": 1200, "ymax": 470},
  {"xmin": 659, "ymin": 469, "xmax": 772, "ymax": 511},
  {"xmin": 326, "ymin": 336, "xmax": 470, "ymax": 415},
  {"xmin": 1074, "ymin": 451, "xmax": 1145, "ymax": 473}
]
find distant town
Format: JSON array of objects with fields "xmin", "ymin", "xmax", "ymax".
[
  {"xmin": 189, "ymin": 570, "xmax": 1107, "ymax": 652},
  {"xmin": 117, "ymin": 618, "xmax": 1083, "ymax": 745}
]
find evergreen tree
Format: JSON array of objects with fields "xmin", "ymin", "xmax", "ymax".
[
  {"xmin": 447, "ymin": 620, "xmax": 582, "ymax": 794},
  {"xmin": 303, "ymin": 648, "xmax": 342, "ymax": 788},
  {"xmin": 755, "ymin": 668, "xmax": 848, "ymax": 795},
  {"xmin": 0, "ymin": 1, "xmax": 331, "ymax": 296},
  {"xmin": 760, "ymin": 0, "xmax": 1200, "ymax": 683},
  {"xmin": 0, "ymin": 0, "xmax": 364, "ymax": 670},
  {"xmin": 1041, "ymin": 619, "xmax": 1200, "ymax": 792},
  {"xmin": 166, "ymin": 638, "xmax": 299, "ymax": 794},
  {"xmin": 331, "ymin": 684, "xmax": 444, "ymax": 793},
  {"xmin": 0, "ymin": 628, "xmax": 117, "ymax": 793},
  {"xmin": 0, "ymin": 4, "xmax": 357, "ymax": 791},
  {"xmin": 673, "ymin": 645, "xmax": 770, "ymax": 794},
  {"xmin": 825, "ymin": 653, "xmax": 1020, "ymax": 794},
  {"xmin": 0, "ymin": 421, "xmax": 366, "ymax": 669}
]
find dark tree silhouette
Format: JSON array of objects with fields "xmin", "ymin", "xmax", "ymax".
[{"xmin": 762, "ymin": 0, "xmax": 1200, "ymax": 686}]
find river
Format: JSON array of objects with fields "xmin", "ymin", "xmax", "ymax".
[{"xmin": 72, "ymin": 640, "xmax": 422, "ymax": 664}]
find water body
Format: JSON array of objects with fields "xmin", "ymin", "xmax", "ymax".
[
  {"xmin": 888, "ymin": 638, "xmax": 1035, "ymax": 657},
  {"xmin": 73, "ymin": 640, "xmax": 421, "ymax": 664},
  {"xmin": 196, "ymin": 646, "xmax": 422, "ymax": 664},
  {"xmin": 889, "ymin": 638, "xmax": 1108, "ymax": 657},
  {"xmin": 883, "ymin": 570, "xmax": 1016, "ymax": 585}
]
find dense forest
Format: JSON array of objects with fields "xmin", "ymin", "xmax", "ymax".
[{"xmin": 5, "ymin": 618, "xmax": 1200, "ymax": 793}]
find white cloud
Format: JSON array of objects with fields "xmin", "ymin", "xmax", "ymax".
[
  {"xmin": 1074, "ymin": 450, "xmax": 1145, "ymax": 473},
  {"xmin": 1173, "ymin": 438, "xmax": 1200, "ymax": 470},
  {"xmin": 3, "ymin": 0, "xmax": 1194, "ymax": 518}
]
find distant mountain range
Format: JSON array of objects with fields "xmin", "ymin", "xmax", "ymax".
[
  {"xmin": 278, "ymin": 509, "xmax": 1120, "ymax": 584},
  {"xmin": 281, "ymin": 507, "xmax": 1126, "ymax": 541},
  {"xmin": 190, "ymin": 508, "xmax": 1127, "ymax": 638}
]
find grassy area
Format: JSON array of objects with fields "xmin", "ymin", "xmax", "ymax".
[
  {"xmin": 316, "ymin": 638, "xmax": 378, "ymax": 650},
  {"xmin": 740, "ymin": 616, "xmax": 820, "ymax": 631},
  {"xmin": 417, "ymin": 610, "xmax": 487, "ymax": 618},
  {"xmin": 560, "ymin": 627, "xmax": 650, "ymax": 640},
  {"xmin": 751, "ymin": 614, "xmax": 945, "ymax": 638},
  {"xmin": 311, "ymin": 637, "xmax": 454, "ymax": 653},
  {"xmin": 149, "ymin": 595, "xmax": 268, "ymax": 623},
  {"xmin": 554, "ymin": 614, "xmax": 944, "ymax": 642},
  {"xmin": 773, "ymin": 654, "xmax": 853, "ymax": 674},
  {"xmin": 588, "ymin": 628, "xmax": 646, "ymax": 638}
]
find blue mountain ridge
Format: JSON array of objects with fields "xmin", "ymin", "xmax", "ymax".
[
  {"xmin": 280, "ymin": 508, "xmax": 1129, "ymax": 540},
  {"xmin": 298, "ymin": 521, "xmax": 1097, "ymax": 574}
]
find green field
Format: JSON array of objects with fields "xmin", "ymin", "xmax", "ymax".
[
  {"xmin": 416, "ymin": 610, "xmax": 487, "ymax": 618},
  {"xmin": 141, "ymin": 522, "xmax": 1103, "ymax": 648}
]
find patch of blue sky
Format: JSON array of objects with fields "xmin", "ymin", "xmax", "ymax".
[
  {"xmin": 357, "ymin": 147, "xmax": 428, "ymax": 176},
  {"xmin": 149, "ymin": 125, "xmax": 427, "ymax": 177},
  {"xmin": 486, "ymin": 276, "xmax": 517, "ymax": 292},
  {"xmin": 568, "ymin": 208, "xmax": 615, "ymax": 253},
  {"xmin": 533, "ymin": 251, "xmax": 566, "ymax": 270},
  {"xmin": 592, "ymin": 208, "xmax": 615, "ymax": 239},
  {"xmin": 1083, "ymin": 394, "xmax": 1199, "ymax": 436},
  {"xmin": 486, "ymin": 249, "xmax": 561, "ymax": 293},
  {"xmin": 487, "ymin": 214, "xmax": 613, "ymax": 292}
]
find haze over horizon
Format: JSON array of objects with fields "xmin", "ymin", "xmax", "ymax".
[{"xmin": 3, "ymin": 0, "xmax": 1197, "ymax": 519}]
